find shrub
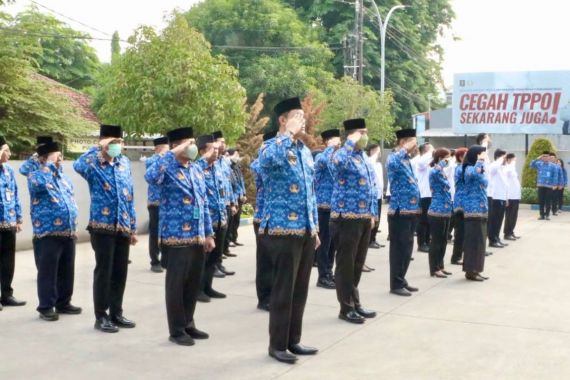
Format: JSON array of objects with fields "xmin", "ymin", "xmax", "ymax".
[{"xmin": 521, "ymin": 187, "xmax": 570, "ymax": 205}]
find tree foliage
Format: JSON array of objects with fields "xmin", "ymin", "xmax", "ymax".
[
  {"xmin": 185, "ymin": 0, "xmax": 335, "ymax": 112},
  {"xmin": 0, "ymin": 11, "xmax": 93, "ymax": 153},
  {"xmin": 14, "ymin": 7, "xmax": 101, "ymax": 90},
  {"xmin": 522, "ymin": 138, "xmax": 557, "ymax": 188},
  {"xmin": 111, "ymin": 31, "xmax": 121, "ymax": 63},
  {"xmin": 284, "ymin": 0, "xmax": 454, "ymax": 127},
  {"xmin": 95, "ymin": 15, "xmax": 247, "ymax": 141}
]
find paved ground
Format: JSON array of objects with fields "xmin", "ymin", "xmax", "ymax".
[{"xmin": 1, "ymin": 208, "xmax": 570, "ymax": 379}]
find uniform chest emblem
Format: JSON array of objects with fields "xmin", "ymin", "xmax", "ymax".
[
  {"xmin": 359, "ymin": 201, "xmax": 367, "ymax": 209},
  {"xmin": 288, "ymin": 212, "xmax": 298, "ymax": 221},
  {"xmin": 101, "ymin": 207, "xmax": 111, "ymax": 216},
  {"xmin": 182, "ymin": 223, "xmax": 192, "ymax": 232},
  {"xmin": 289, "ymin": 184, "xmax": 300, "ymax": 193},
  {"xmin": 53, "ymin": 219, "xmax": 63, "ymax": 226},
  {"xmin": 183, "ymin": 197, "xmax": 193, "ymax": 205},
  {"xmin": 359, "ymin": 178, "xmax": 367, "ymax": 186}
]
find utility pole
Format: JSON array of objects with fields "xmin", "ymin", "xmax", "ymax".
[{"xmin": 356, "ymin": 0, "xmax": 365, "ymax": 84}]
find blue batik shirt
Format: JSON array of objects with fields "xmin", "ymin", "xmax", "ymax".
[
  {"xmin": 0, "ymin": 163, "xmax": 23, "ymax": 231},
  {"xmin": 198, "ymin": 157, "xmax": 227, "ymax": 229},
  {"xmin": 562, "ymin": 168, "xmax": 568, "ymax": 187},
  {"xmin": 329, "ymin": 140, "xmax": 378, "ymax": 220},
  {"xmin": 29, "ymin": 162, "xmax": 78, "ymax": 239},
  {"xmin": 314, "ymin": 145, "xmax": 336, "ymax": 210},
  {"xmin": 218, "ymin": 157, "xmax": 236, "ymax": 206},
  {"xmin": 454, "ymin": 165, "xmax": 466, "ymax": 212},
  {"xmin": 73, "ymin": 146, "xmax": 137, "ymax": 237},
  {"xmin": 530, "ymin": 160, "xmax": 557, "ymax": 188},
  {"xmin": 428, "ymin": 162, "xmax": 452, "ymax": 217},
  {"xmin": 145, "ymin": 154, "xmax": 161, "ymax": 207},
  {"xmin": 230, "ymin": 162, "xmax": 245, "ymax": 201},
  {"xmin": 259, "ymin": 133, "xmax": 318, "ymax": 237},
  {"xmin": 554, "ymin": 165, "xmax": 564, "ymax": 187},
  {"xmin": 251, "ymin": 158, "xmax": 265, "ymax": 224},
  {"xmin": 463, "ymin": 161, "xmax": 488, "ymax": 218},
  {"xmin": 387, "ymin": 149, "xmax": 420, "ymax": 215},
  {"xmin": 145, "ymin": 151, "xmax": 213, "ymax": 247}
]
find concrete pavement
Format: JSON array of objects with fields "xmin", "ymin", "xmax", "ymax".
[{"xmin": 1, "ymin": 208, "xmax": 570, "ymax": 379}]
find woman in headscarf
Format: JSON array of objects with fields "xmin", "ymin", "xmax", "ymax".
[
  {"xmin": 427, "ymin": 148, "xmax": 453, "ymax": 278},
  {"xmin": 450, "ymin": 147, "xmax": 468, "ymax": 265},
  {"xmin": 461, "ymin": 145, "xmax": 489, "ymax": 281}
]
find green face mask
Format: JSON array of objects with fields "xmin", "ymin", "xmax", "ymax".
[
  {"xmin": 107, "ymin": 143, "xmax": 122, "ymax": 158},
  {"xmin": 185, "ymin": 144, "xmax": 199, "ymax": 161},
  {"xmin": 356, "ymin": 134, "xmax": 369, "ymax": 149}
]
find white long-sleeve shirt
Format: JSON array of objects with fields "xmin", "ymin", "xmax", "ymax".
[
  {"xmin": 505, "ymin": 164, "xmax": 522, "ymax": 200},
  {"xmin": 444, "ymin": 160, "xmax": 457, "ymax": 197},
  {"xmin": 412, "ymin": 152, "xmax": 432, "ymax": 198},
  {"xmin": 489, "ymin": 159, "xmax": 509, "ymax": 201},
  {"xmin": 369, "ymin": 159, "xmax": 384, "ymax": 200}
]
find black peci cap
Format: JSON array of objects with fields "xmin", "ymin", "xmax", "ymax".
[
  {"xmin": 37, "ymin": 142, "xmax": 60, "ymax": 156},
  {"xmin": 274, "ymin": 97, "xmax": 302, "ymax": 117},
  {"xmin": 167, "ymin": 127, "xmax": 194, "ymax": 143},
  {"xmin": 395, "ymin": 129, "xmax": 416, "ymax": 139},
  {"xmin": 153, "ymin": 137, "xmax": 168, "ymax": 146},
  {"xmin": 0, "ymin": 135, "xmax": 6, "ymax": 147},
  {"xmin": 320, "ymin": 128, "xmax": 340, "ymax": 140},
  {"xmin": 100, "ymin": 124, "xmax": 123, "ymax": 139},
  {"xmin": 343, "ymin": 118, "xmax": 366, "ymax": 131},
  {"xmin": 212, "ymin": 131, "xmax": 224, "ymax": 140},
  {"xmin": 197, "ymin": 134, "xmax": 215, "ymax": 150},
  {"xmin": 36, "ymin": 136, "xmax": 53, "ymax": 146}
]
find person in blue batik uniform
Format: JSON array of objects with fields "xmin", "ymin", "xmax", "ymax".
[
  {"xmin": 145, "ymin": 127, "xmax": 215, "ymax": 346},
  {"xmin": 461, "ymin": 145, "xmax": 489, "ymax": 282},
  {"xmin": 213, "ymin": 131, "xmax": 238, "ymax": 267},
  {"xmin": 550, "ymin": 153, "xmax": 564, "ymax": 216},
  {"xmin": 29, "ymin": 141, "xmax": 82, "ymax": 321},
  {"xmin": 252, "ymin": 130, "xmax": 277, "ymax": 312},
  {"xmin": 196, "ymin": 134, "xmax": 228, "ymax": 302},
  {"xmin": 19, "ymin": 136, "xmax": 55, "ymax": 178},
  {"xmin": 0, "ymin": 136, "xmax": 26, "ymax": 309},
  {"xmin": 227, "ymin": 148, "xmax": 247, "ymax": 247},
  {"xmin": 145, "ymin": 136, "xmax": 169, "ymax": 273},
  {"xmin": 314, "ymin": 128, "xmax": 340, "ymax": 290},
  {"xmin": 450, "ymin": 148, "xmax": 468, "ymax": 265},
  {"xmin": 554, "ymin": 158, "xmax": 567, "ymax": 213},
  {"xmin": 387, "ymin": 129, "xmax": 420, "ymax": 297},
  {"xmin": 329, "ymin": 119, "xmax": 378, "ymax": 324},
  {"xmin": 73, "ymin": 124, "xmax": 138, "ymax": 333},
  {"xmin": 530, "ymin": 152, "xmax": 558, "ymax": 220},
  {"xmin": 427, "ymin": 148, "xmax": 453, "ymax": 279},
  {"xmin": 259, "ymin": 97, "xmax": 320, "ymax": 364}
]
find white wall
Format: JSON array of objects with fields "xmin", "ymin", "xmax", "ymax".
[{"xmin": 10, "ymin": 161, "xmax": 150, "ymax": 251}]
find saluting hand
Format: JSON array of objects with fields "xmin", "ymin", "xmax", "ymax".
[
  {"xmin": 170, "ymin": 140, "xmax": 192, "ymax": 157},
  {"xmin": 347, "ymin": 131, "xmax": 362, "ymax": 144},
  {"xmin": 286, "ymin": 112, "xmax": 305, "ymax": 137},
  {"xmin": 130, "ymin": 234, "xmax": 138, "ymax": 246},
  {"xmin": 205, "ymin": 236, "xmax": 216, "ymax": 253},
  {"xmin": 16, "ymin": 223, "xmax": 22, "ymax": 233},
  {"xmin": 315, "ymin": 235, "xmax": 321, "ymax": 250}
]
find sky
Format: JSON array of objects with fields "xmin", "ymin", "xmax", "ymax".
[{"xmin": 5, "ymin": 0, "xmax": 570, "ymax": 89}]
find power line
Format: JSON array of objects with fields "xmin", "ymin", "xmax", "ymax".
[{"xmin": 0, "ymin": 27, "xmax": 127, "ymax": 42}]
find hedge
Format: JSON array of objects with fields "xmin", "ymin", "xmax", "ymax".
[{"xmin": 521, "ymin": 187, "xmax": 570, "ymax": 205}]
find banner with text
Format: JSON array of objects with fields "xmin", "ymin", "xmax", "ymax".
[{"xmin": 453, "ymin": 71, "xmax": 570, "ymax": 134}]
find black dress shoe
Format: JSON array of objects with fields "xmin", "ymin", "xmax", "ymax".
[
  {"xmin": 504, "ymin": 235, "xmax": 517, "ymax": 241},
  {"xmin": 512, "ymin": 234, "xmax": 521, "ymax": 239},
  {"xmin": 213, "ymin": 268, "xmax": 226, "ymax": 278},
  {"xmin": 0, "ymin": 304, "xmax": 3, "ymax": 311},
  {"xmin": 404, "ymin": 285, "xmax": 419, "ymax": 292},
  {"xmin": 185, "ymin": 327, "xmax": 209, "ymax": 339},
  {"xmin": 418, "ymin": 245, "xmax": 430, "ymax": 253},
  {"xmin": 451, "ymin": 261, "xmax": 463, "ymax": 266},
  {"xmin": 94, "ymin": 316, "xmax": 119, "ymax": 333},
  {"xmin": 110, "ymin": 314, "xmax": 136, "ymax": 328},
  {"xmin": 441, "ymin": 270, "xmax": 452, "ymax": 276},
  {"xmin": 224, "ymin": 252, "xmax": 237, "ymax": 258},
  {"xmin": 538, "ymin": 216, "xmax": 545, "ymax": 220},
  {"xmin": 368, "ymin": 241, "xmax": 380, "ymax": 249},
  {"xmin": 218, "ymin": 265, "xmax": 235, "ymax": 276},
  {"xmin": 498, "ymin": 240, "xmax": 508, "ymax": 247},
  {"xmin": 431, "ymin": 272, "xmax": 447, "ymax": 278},
  {"xmin": 169, "ymin": 334, "xmax": 195, "ymax": 346},
  {"xmin": 465, "ymin": 274, "xmax": 484, "ymax": 282},
  {"xmin": 362, "ymin": 264, "xmax": 375, "ymax": 272},
  {"xmin": 355, "ymin": 306, "xmax": 377, "ymax": 318},
  {"xmin": 228, "ymin": 242, "xmax": 237, "ymax": 247},
  {"xmin": 1, "ymin": 296, "xmax": 26, "ymax": 307},
  {"xmin": 233, "ymin": 241, "xmax": 244, "ymax": 247},
  {"xmin": 151, "ymin": 264, "xmax": 164, "ymax": 273},
  {"xmin": 477, "ymin": 274, "xmax": 489, "ymax": 280},
  {"xmin": 288, "ymin": 343, "xmax": 318, "ymax": 355},
  {"xmin": 339, "ymin": 310, "xmax": 365, "ymax": 324},
  {"xmin": 257, "ymin": 303, "xmax": 270, "ymax": 312},
  {"xmin": 545, "ymin": 216, "xmax": 551, "ymax": 221},
  {"xmin": 268, "ymin": 347, "xmax": 298, "ymax": 364},
  {"xmin": 56, "ymin": 304, "xmax": 82, "ymax": 315},
  {"xmin": 316, "ymin": 277, "xmax": 336, "ymax": 289},
  {"xmin": 489, "ymin": 242, "xmax": 504, "ymax": 248},
  {"xmin": 39, "ymin": 309, "xmax": 59, "ymax": 322},
  {"xmin": 197, "ymin": 292, "xmax": 211, "ymax": 303},
  {"xmin": 205, "ymin": 288, "xmax": 226, "ymax": 299},
  {"xmin": 390, "ymin": 288, "xmax": 412, "ymax": 297}
]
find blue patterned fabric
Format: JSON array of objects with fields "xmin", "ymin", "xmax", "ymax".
[
  {"xmin": 428, "ymin": 162, "xmax": 452, "ymax": 217},
  {"xmin": 145, "ymin": 151, "xmax": 213, "ymax": 247},
  {"xmin": 19, "ymin": 154, "xmax": 41, "ymax": 178},
  {"xmin": 73, "ymin": 146, "xmax": 137, "ymax": 236},
  {"xmin": 217, "ymin": 157, "xmax": 236, "ymax": 206},
  {"xmin": 28, "ymin": 163, "xmax": 78, "ymax": 239},
  {"xmin": 530, "ymin": 160, "xmax": 558, "ymax": 188},
  {"xmin": 453, "ymin": 165, "xmax": 466, "ymax": 212},
  {"xmin": 197, "ymin": 157, "xmax": 228, "ymax": 229},
  {"xmin": 562, "ymin": 167, "xmax": 568, "ymax": 186},
  {"xmin": 230, "ymin": 162, "xmax": 246, "ymax": 200},
  {"xmin": 329, "ymin": 140, "xmax": 378, "ymax": 220},
  {"xmin": 0, "ymin": 164, "xmax": 23, "ymax": 230},
  {"xmin": 145, "ymin": 154, "xmax": 161, "ymax": 207},
  {"xmin": 554, "ymin": 165, "xmax": 565, "ymax": 187},
  {"xmin": 386, "ymin": 149, "xmax": 421, "ymax": 215},
  {"xmin": 250, "ymin": 158, "xmax": 265, "ymax": 223},
  {"xmin": 259, "ymin": 133, "xmax": 318, "ymax": 236},
  {"xmin": 314, "ymin": 145, "xmax": 336, "ymax": 210},
  {"xmin": 463, "ymin": 161, "xmax": 488, "ymax": 218}
]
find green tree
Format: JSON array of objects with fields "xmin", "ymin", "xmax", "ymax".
[
  {"xmin": 111, "ymin": 31, "xmax": 121, "ymax": 63},
  {"xmin": 185, "ymin": 0, "xmax": 335, "ymax": 112},
  {"xmin": 14, "ymin": 7, "xmax": 101, "ymax": 90},
  {"xmin": 0, "ymin": 12, "xmax": 93, "ymax": 153},
  {"xmin": 95, "ymin": 15, "xmax": 247, "ymax": 141},
  {"xmin": 317, "ymin": 76, "xmax": 394, "ymax": 142},
  {"xmin": 283, "ymin": 0, "xmax": 454, "ymax": 127},
  {"xmin": 522, "ymin": 138, "xmax": 557, "ymax": 188}
]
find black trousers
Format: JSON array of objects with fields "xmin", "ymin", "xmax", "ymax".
[
  {"xmin": 370, "ymin": 200, "xmax": 383, "ymax": 243},
  {"xmin": 259, "ymin": 233, "xmax": 315, "ymax": 351},
  {"xmin": 503, "ymin": 200, "xmax": 520, "ymax": 237},
  {"xmin": 228, "ymin": 201, "xmax": 243, "ymax": 243},
  {"xmin": 90, "ymin": 233, "xmax": 131, "ymax": 319},
  {"xmin": 148, "ymin": 206, "xmax": 160, "ymax": 266},
  {"xmin": 316, "ymin": 209, "xmax": 335, "ymax": 280},
  {"xmin": 552, "ymin": 190, "xmax": 563, "ymax": 214},
  {"xmin": 447, "ymin": 212, "xmax": 455, "ymax": 239},
  {"xmin": 388, "ymin": 212, "xmax": 417, "ymax": 290},
  {"xmin": 224, "ymin": 206, "xmax": 233, "ymax": 253},
  {"xmin": 163, "ymin": 244, "xmax": 205, "ymax": 338},
  {"xmin": 254, "ymin": 223, "xmax": 272, "ymax": 306},
  {"xmin": 487, "ymin": 197, "xmax": 493, "ymax": 235},
  {"xmin": 488, "ymin": 199, "xmax": 506, "ymax": 244},
  {"xmin": 0, "ymin": 230, "xmax": 16, "ymax": 300},
  {"xmin": 451, "ymin": 210, "xmax": 465, "ymax": 264},
  {"xmin": 202, "ymin": 224, "xmax": 227, "ymax": 293},
  {"xmin": 416, "ymin": 198, "xmax": 431, "ymax": 247},
  {"xmin": 331, "ymin": 218, "xmax": 371, "ymax": 313},
  {"xmin": 428, "ymin": 216, "xmax": 450, "ymax": 274},
  {"xmin": 463, "ymin": 218, "xmax": 487, "ymax": 274},
  {"xmin": 35, "ymin": 236, "xmax": 76, "ymax": 312},
  {"xmin": 557, "ymin": 189, "xmax": 565, "ymax": 210},
  {"xmin": 538, "ymin": 187, "xmax": 553, "ymax": 217}
]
